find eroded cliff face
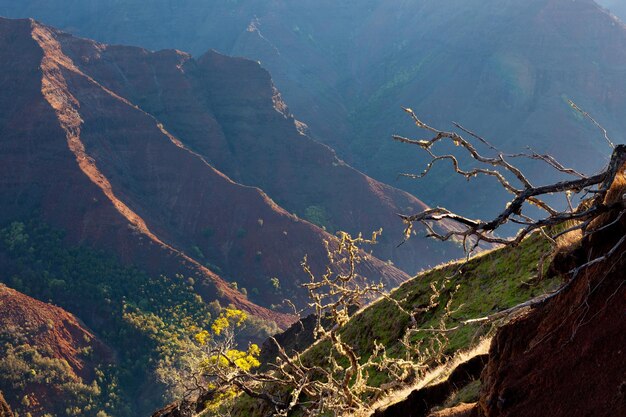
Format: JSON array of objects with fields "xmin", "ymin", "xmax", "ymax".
[
  {"xmin": 0, "ymin": 17, "xmax": 288, "ymax": 324},
  {"xmin": 0, "ymin": 17, "xmax": 428, "ymax": 323},
  {"xmin": 478, "ymin": 161, "xmax": 626, "ymax": 417},
  {"xmin": 50, "ymin": 29, "xmax": 459, "ymax": 275}
]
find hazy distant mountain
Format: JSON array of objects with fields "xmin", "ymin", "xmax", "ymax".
[
  {"xmin": 596, "ymin": 0, "xmax": 626, "ymax": 21},
  {"xmin": 1, "ymin": 0, "xmax": 624, "ymax": 219}
]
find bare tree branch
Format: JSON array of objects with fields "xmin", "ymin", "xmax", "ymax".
[
  {"xmin": 394, "ymin": 108, "xmax": 626, "ymax": 255},
  {"xmin": 568, "ymin": 100, "xmax": 615, "ymax": 150}
]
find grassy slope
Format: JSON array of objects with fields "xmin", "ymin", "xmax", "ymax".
[{"xmin": 230, "ymin": 231, "xmax": 561, "ymax": 415}]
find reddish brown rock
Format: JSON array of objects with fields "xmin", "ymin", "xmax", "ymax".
[
  {"xmin": 0, "ymin": 284, "xmax": 112, "ymax": 416},
  {"xmin": 478, "ymin": 165, "xmax": 626, "ymax": 417},
  {"xmin": 51, "ymin": 24, "xmax": 461, "ymax": 276},
  {"xmin": 0, "ymin": 285, "xmax": 110, "ymax": 379},
  {"xmin": 0, "ymin": 17, "xmax": 419, "ymax": 327}
]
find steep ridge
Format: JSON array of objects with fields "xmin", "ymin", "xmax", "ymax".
[
  {"xmin": 370, "ymin": 156, "xmax": 626, "ymax": 417},
  {"xmin": 0, "ymin": 17, "xmax": 278, "ymax": 323},
  {"xmin": 0, "ymin": 17, "xmax": 410, "ymax": 322},
  {"xmin": 0, "ymin": 284, "xmax": 111, "ymax": 378},
  {"xmin": 0, "ymin": 284, "xmax": 112, "ymax": 416},
  {"xmin": 597, "ymin": 0, "xmax": 626, "ymax": 21},
  {"xmin": 158, "ymin": 150, "xmax": 625, "ymax": 416},
  {"xmin": 48, "ymin": 30, "xmax": 459, "ymax": 275},
  {"xmin": 159, "ymin": 228, "xmax": 560, "ymax": 416},
  {"xmin": 3, "ymin": 1, "xmax": 626, "ymax": 218},
  {"xmin": 187, "ymin": 178, "xmax": 626, "ymax": 417}
]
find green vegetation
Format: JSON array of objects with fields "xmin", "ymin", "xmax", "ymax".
[
  {"xmin": 303, "ymin": 205, "xmax": 333, "ymax": 231},
  {"xmin": 0, "ymin": 219, "xmax": 215, "ymax": 416},
  {"xmin": 335, "ymin": 232, "xmax": 558, "ymax": 385},
  {"xmin": 0, "ymin": 342, "xmax": 122, "ymax": 417},
  {"xmin": 270, "ymin": 277, "xmax": 281, "ymax": 291},
  {"xmin": 0, "ymin": 218, "xmax": 563, "ymax": 416},
  {"xmin": 399, "ymin": 236, "xmax": 550, "ymax": 343}
]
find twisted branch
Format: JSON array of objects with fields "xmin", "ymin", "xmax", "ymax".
[{"xmin": 394, "ymin": 108, "xmax": 626, "ymax": 253}]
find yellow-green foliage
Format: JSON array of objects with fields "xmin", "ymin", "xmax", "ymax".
[
  {"xmin": 190, "ymin": 309, "xmax": 262, "ymax": 414},
  {"xmin": 204, "ymin": 346, "xmax": 261, "ymax": 372},
  {"xmin": 203, "ymin": 387, "xmax": 240, "ymax": 414},
  {"xmin": 211, "ymin": 308, "xmax": 248, "ymax": 336},
  {"xmin": 194, "ymin": 309, "xmax": 261, "ymax": 373}
]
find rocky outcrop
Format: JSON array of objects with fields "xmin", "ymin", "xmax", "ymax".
[
  {"xmin": 477, "ymin": 160, "xmax": 626, "ymax": 417},
  {"xmin": 369, "ymin": 151, "xmax": 626, "ymax": 417},
  {"xmin": 372, "ymin": 355, "xmax": 488, "ymax": 417}
]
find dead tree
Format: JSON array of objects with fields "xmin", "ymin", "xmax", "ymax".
[
  {"xmin": 393, "ymin": 106, "xmax": 626, "ymax": 323},
  {"xmin": 394, "ymin": 107, "xmax": 626, "ymax": 253},
  {"xmin": 162, "ymin": 231, "xmax": 453, "ymax": 417}
]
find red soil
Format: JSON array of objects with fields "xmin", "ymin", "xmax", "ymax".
[
  {"xmin": 0, "ymin": 284, "xmax": 110, "ymax": 380},
  {"xmin": 478, "ymin": 162, "xmax": 626, "ymax": 417}
]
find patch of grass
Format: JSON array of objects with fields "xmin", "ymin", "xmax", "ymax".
[
  {"xmin": 443, "ymin": 380, "xmax": 481, "ymax": 408},
  {"xmin": 338, "ymin": 232, "xmax": 558, "ymax": 362}
]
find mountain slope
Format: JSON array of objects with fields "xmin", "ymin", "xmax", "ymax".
[
  {"xmin": 151, "ymin": 218, "xmax": 562, "ymax": 416},
  {"xmin": 165, "ymin": 158, "xmax": 625, "ymax": 417},
  {"xmin": 51, "ymin": 30, "xmax": 459, "ymax": 274},
  {"xmin": 0, "ymin": 17, "xmax": 286, "ymax": 323},
  {"xmin": 477, "ymin": 165, "xmax": 626, "ymax": 417},
  {"xmin": 596, "ymin": 0, "xmax": 626, "ymax": 21},
  {"xmin": 0, "ymin": 17, "xmax": 418, "ymax": 322},
  {"xmin": 3, "ymin": 0, "xmax": 626, "ymax": 218},
  {"xmin": 0, "ymin": 284, "xmax": 114, "ymax": 417}
]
